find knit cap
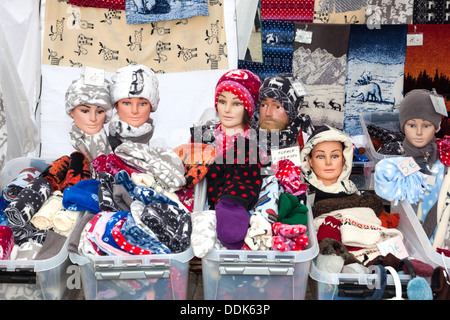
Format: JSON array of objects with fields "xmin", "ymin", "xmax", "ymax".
[
  {"xmin": 214, "ymin": 69, "xmax": 261, "ymax": 119},
  {"xmin": 258, "ymin": 73, "xmax": 305, "ymax": 122},
  {"xmin": 399, "ymin": 89, "xmax": 442, "ymax": 133},
  {"xmin": 65, "ymin": 74, "xmax": 113, "ymax": 123},
  {"xmin": 109, "ymin": 64, "xmax": 160, "ymax": 112}
]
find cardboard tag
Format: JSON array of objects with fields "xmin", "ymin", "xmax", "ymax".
[
  {"xmin": 271, "ymin": 146, "xmax": 301, "ymax": 167},
  {"xmin": 425, "ymin": 174, "xmax": 436, "ymax": 186},
  {"xmin": 295, "ymin": 29, "xmax": 312, "ymax": 44},
  {"xmin": 430, "ymin": 92, "xmax": 448, "ymax": 117},
  {"xmin": 83, "ymin": 66, "xmax": 105, "ymax": 87},
  {"xmin": 396, "ymin": 157, "xmax": 420, "ymax": 177},
  {"xmin": 377, "ymin": 235, "xmax": 409, "ymax": 259},
  {"xmin": 406, "ymin": 33, "xmax": 423, "ymax": 46}
]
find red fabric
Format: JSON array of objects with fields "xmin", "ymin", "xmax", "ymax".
[
  {"xmin": 378, "ymin": 210, "xmax": 400, "ymax": 229},
  {"xmin": 260, "ymin": 0, "xmax": 314, "ymax": 22},
  {"xmin": 112, "ymin": 218, "xmax": 152, "ymax": 255},
  {"xmin": 437, "ymin": 136, "xmax": 450, "ymax": 166},
  {"xmin": 271, "ymin": 222, "xmax": 308, "ymax": 251},
  {"xmin": 68, "ymin": 0, "xmax": 125, "ymax": 11},
  {"xmin": 271, "ymin": 159, "xmax": 307, "ymax": 196},
  {"xmin": 317, "ymin": 216, "xmax": 342, "ymax": 244},
  {"xmin": 0, "ymin": 226, "xmax": 14, "ymax": 260}
]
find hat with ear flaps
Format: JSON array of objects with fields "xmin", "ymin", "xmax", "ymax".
[{"xmin": 300, "ymin": 125, "xmax": 358, "ymax": 199}]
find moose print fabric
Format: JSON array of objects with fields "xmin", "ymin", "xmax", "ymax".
[
  {"xmin": 125, "ymin": 0, "xmax": 209, "ymax": 25},
  {"xmin": 43, "ymin": 0, "xmax": 228, "ymax": 73},
  {"xmin": 343, "ymin": 24, "xmax": 407, "ymax": 136},
  {"xmin": 293, "ymin": 23, "xmax": 350, "ymax": 130}
]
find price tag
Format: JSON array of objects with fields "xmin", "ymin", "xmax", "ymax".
[
  {"xmin": 406, "ymin": 33, "xmax": 423, "ymax": 46},
  {"xmin": 396, "ymin": 157, "xmax": 420, "ymax": 176},
  {"xmin": 377, "ymin": 235, "xmax": 409, "ymax": 259},
  {"xmin": 430, "ymin": 92, "xmax": 448, "ymax": 117},
  {"xmin": 271, "ymin": 146, "xmax": 301, "ymax": 167},
  {"xmin": 295, "ymin": 29, "xmax": 312, "ymax": 44},
  {"xmin": 289, "ymin": 78, "xmax": 308, "ymax": 97},
  {"xmin": 83, "ymin": 66, "xmax": 105, "ymax": 87}
]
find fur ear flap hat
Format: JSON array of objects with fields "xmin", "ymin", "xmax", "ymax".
[
  {"xmin": 109, "ymin": 64, "xmax": 160, "ymax": 112},
  {"xmin": 214, "ymin": 69, "xmax": 261, "ymax": 119}
]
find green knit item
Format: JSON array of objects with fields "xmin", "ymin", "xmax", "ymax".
[{"xmin": 277, "ymin": 192, "xmax": 308, "ymax": 225}]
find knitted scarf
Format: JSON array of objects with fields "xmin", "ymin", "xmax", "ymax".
[
  {"xmin": 402, "ymin": 137, "xmax": 438, "ymax": 171},
  {"xmin": 108, "ymin": 113, "xmax": 154, "ymax": 150},
  {"xmin": 69, "ymin": 122, "xmax": 112, "ymax": 159}
]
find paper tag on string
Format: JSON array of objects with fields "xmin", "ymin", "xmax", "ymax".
[
  {"xmin": 406, "ymin": 33, "xmax": 423, "ymax": 46},
  {"xmin": 289, "ymin": 78, "xmax": 308, "ymax": 96},
  {"xmin": 396, "ymin": 157, "xmax": 420, "ymax": 176},
  {"xmin": 83, "ymin": 66, "xmax": 105, "ymax": 87},
  {"xmin": 295, "ymin": 29, "xmax": 312, "ymax": 44},
  {"xmin": 377, "ymin": 236, "xmax": 409, "ymax": 259},
  {"xmin": 430, "ymin": 92, "xmax": 448, "ymax": 117}
]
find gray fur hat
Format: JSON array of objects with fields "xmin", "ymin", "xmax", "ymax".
[
  {"xmin": 109, "ymin": 64, "xmax": 160, "ymax": 112},
  {"xmin": 65, "ymin": 74, "xmax": 113, "ymax": 123},
  {"xmin": 399, "ymin": 89, "xmax": 442, "ymax": 132},
  {"xmin": 258, "ymin": 73, "xmax": 305, "ymax": 122}
]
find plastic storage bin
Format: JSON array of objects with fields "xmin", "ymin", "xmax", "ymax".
[
  {"xmin": 308, "ymin": 199, "xmax": 439, "ymax": 300},
  {"xmin": 201, "ymin": 204, "xmax": 319, "ymax": 300},
  {"xmin": 69, "ymin": 248, "xmax": 194, "ymax": 300},
  {"xmin": 350, "ymin": 155, "xmax": 375, "ymax": 191},
  {"xmin": 360, "ymin": 111, "xmax": 401, "ymax": 164},
  {"xmin": 0, "ymin": 157, "xmax": 75, "ymax": 300}
]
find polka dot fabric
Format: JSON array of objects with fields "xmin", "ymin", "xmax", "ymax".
[
  {"xmin": 214, "ymin": 69, "xmax": 261, "ymax": 119},
  {"xmin": 206, "ymin": 136, "xmax": 263, "ymax": 211},
  {"xmin": 68, "ymin": 0, "xmax": 125, "ymax": 10},
  {"xmin": 437, "ymin": 136, "xmax": 450, "ymax": 166},
  {"xmin": 260, "ymin": 0, "xmax": 315, "ymax": 22}
]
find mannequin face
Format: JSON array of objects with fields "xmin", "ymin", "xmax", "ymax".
[
  {"xmin": 308, "ymin": 141, "xmax": 344, "ymax": 186},
  {"xmin": 217, "ymin": 90, "xmax": 246, "ymax": 134},
  {"xmin": 116, "ymin": 97, "xmax": 151, "ymax": 127},
  {"xmin": 259, "ymin": 97, "xmax": 290, "ymax": 132},
  {"xmin": 70, "ymin": 104, "xmax": 107, "ymax": 135},
  {"xmin": 404, "ymin": 118, "xmax": 436, "ymax": 148}
]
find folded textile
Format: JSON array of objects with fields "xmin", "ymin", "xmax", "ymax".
[
  {"xmin": 271, "ymin": 221, "xmax": 308, "ymax": 251},
  {"xmin": 122, "ymin": 209, "xmax": 172, "ymax": 254},
  {"xmin": 113, "ymin": 184, "xmax": 134, "ymax": 211},
  {"xmin": 133, "ymin": 185, "xmax": 178, "ymax": 207},
  {"xmin": 317, "ymin": 216, "xmax": 342, "ymax": 244},
  {"xmin": 53, "ymin": 208, "xmax": 83, "ymax": 236},
  {"xmin": 312, "ymin": 193, "xmax": 384, "ymax": 218},
  {"xmin": 215, "ymin": 199, "xmax": 249, "ymax": 250},
  {"xmin": 277, "ymin": 192, "xmax": 308, "ymax": 225},
  {"xmin": 97, "ymin": 171, "xmax": 120, "ymax": 212},
  {"xmin": 92, "ymin": 153, "xmax": 139, "ymax": 177},
  {"xmin": 35, "ymin": 230, "xmax": 66, "ymax": 260},
  {"xmin": 0, "ymin": 226, "xmax": 14, "ymax": 260},
  {"xmin": 190, "ymin": 210, "xmax": 216, "ymax": 258},
  {"xmin": 374, "ymin": 157, "xmax": 431, "ymax": 204},
  {"xmin": 115, "ymin": 141, "xmax": 186, "ymax": 192},
  {"xmin": 112, "ymin": 218, "xmax": 151, "ymax": 255},
  {"xmin": 31, "ymin": 190, "xmax": 64, "ymax": 230},
  {"xmin": 252, "ymin": 175, "xmax": 280, "ymax": 223},
  {"xmin": 40, "ymin": 155, "xmax": 70, "ymax": 191},
  {"xmin": 15, "ymin": 239, "xmax": 43, "ymax": 260},
  {"xmin": 245, "ymin": 211, "xmax": 272, "ymax": 251},
  {"xmin": 68, "ymin": 212, "xmax": 94, "ymax": 254},
  {"xmin": 63, "ymin": 179, "xmax": 101, "ymax": 214},
  {"xmin": 92, "ymin": 211, "xmax": 131, "ymax": 256},
  {"xmin": 68, "ymin": 0, "xmax": 125, "ymax": 10},
  {"xmin": 271, "ymin": 159, "xmax": 307, "ymax": 196},
  {"xmin": 78, "ymin": 212, "xmax": 104, "ymax": 258},
  {"xmin": 140, "ymin": 203, "xmax": 192, "ymax": 253},
  {"xmin": 3, "ymin": 167, "xmax": 41, "ymax": 202},
  {"xmin": 61, "ymin": 151, "xmax": 92, "ymax": 192}
]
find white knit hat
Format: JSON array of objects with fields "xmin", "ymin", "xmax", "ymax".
[{"xmin": 109, "ymin": 64, "xmax": 160, "ymax": 112}]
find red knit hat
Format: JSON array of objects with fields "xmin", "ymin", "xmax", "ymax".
[
  {"xmin": 317, "ymin": 216, "xmax": 342, "ymax": 244},
  {"xmin": 214, "ymin": 69, "xmax": 261, "ymax": 118}
]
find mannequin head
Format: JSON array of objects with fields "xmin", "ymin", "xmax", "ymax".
[
  {"xmin": 115, "ymin": 97, "xmax": 152, "ymax": 127},
  {"xmin": 403, "ymin": 118, "xmax": 436, "ymax": 148},
  {"xmin": 70, "ymin": 104, "xmax": 107, "ymax": 135},
  {"xmin": 65, "ymin": 73, "xmax": 112, "ymax": 133},
  {"xmin": 214, "ymin": 69, "xmax": 261, "ymax": 134},
  {"xmin": 257, "ymin": 73, "xmax": 304, "ymax": 132},
  {"xmin": 110, "ymin": 64, "xmax": 159, "ymax": 127},
  {"xmin": 308, "ymin": 140, "xmax": 344, "ymax": 186}
]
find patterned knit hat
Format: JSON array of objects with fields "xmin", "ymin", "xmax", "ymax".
[
  {"xmin": 258, "ymin": 73, "xmax": 305, "ymax": 122},
  {"xmin": 214, "ymin": 69, "xmax": 261, "ymax": 119},
  {"xmin": 65, "ymin": 74, "xmax": 113, "ymax": 123},
  {"xmin": 109, "ymin": 64, "xmax": 160, "ymax": 112}
]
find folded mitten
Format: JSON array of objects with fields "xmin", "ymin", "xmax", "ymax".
[
  {"xmin": 215, "ymin": 199, "xmax": 249, "ymax": 250},
  {"xmin": 190, "ymin": 210, "xmax": 216, "ymax": 258},
  {"xmin": 40, "ymin": 155, "xmax": 70, "ymax": 191},
  {"xmin": 245, "ymin": 211, "xmax": 272, "ymax": 250},
  {"xmin": 277, "ymin": 192, "xmax": 308, "ymax": 225}
]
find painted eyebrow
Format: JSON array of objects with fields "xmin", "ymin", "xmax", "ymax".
[
  {"xmin": 313, "ymin": 149, "xmax": 342, "ymax": 153},
  {"xmin": 219, "ymin": 93, "xmax": 240, "ymax": 100}
]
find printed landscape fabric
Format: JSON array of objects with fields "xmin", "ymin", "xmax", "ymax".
[
  {"xmin": 43, "ymin": 0, "xmax": 227, "ymax": 73},
  {"xmin": 343, "ymin": 24, "xmax": 407, "ymax": 137},
  {"xmin": 260, "ymin": 0, "xmax": 315, "ymax": 22},
  {"xmin": 125, "ymin": 0, "xmax": 209, "ymax": 25},
  {"xmin": 366, "ymin": 0, "xmax": 414, "ymax": 25},
  {"xmin": 238, "ymin": 20, "xmax": 295, "ymax": 82},
  {"xmin": 293, "ymin": 23, "xmax": 350, "ymax": 130},
  {"xmin": 403, "ymin": 24, "xmax": 450, "ymax": 137}
]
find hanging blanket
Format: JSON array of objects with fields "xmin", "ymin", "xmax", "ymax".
[
  {"xmin": 343, "ymin": 24, "xmax": 407, "ymax": 136},
  {"xmin": 260, "ymin": 0, "xmax": 314, "ymax": 22},
  {"xmin": 313, "ymin": 0, "xmax": 367, "ymax": 24},
  {"xmin": 413, "ymin": 0, "xmax": 450, "ymax": 24},
  {"xmin": 43, "ymin": 0, "xmax": 227, "ymax": 73},
  {"xmin": 293, "ymin": 23, "xmax": 350, "ymax": 130}
]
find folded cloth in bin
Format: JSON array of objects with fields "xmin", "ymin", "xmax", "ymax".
[
  {"xmin": 115, "ymin": 141, "xmax": 186, "ymax": 192},
  {"xmin": 277, "ymin": 192, "xmax": 308, "ymax": 225},
  {"xmin": 190, "ymin": 210, "xmax": 216, "ymax": 258},
  {"xmin": 112, "ymin": 218, "xmax": 151, "ymax": 255},
  {"xmin": 2, "ymin": 167, "xmax": 41, "ymax": 202},
  {"xmin": 98, "ymin": 171, "xmax": 121, "ymax": 212},
  {"xmin": 31, "ymin": 190, "xmax": 64, "ymax": 230},
  {"xmin": 140, "ymin": 203, "xmax": 191, "ymax": 253},
  {"xmin": 92, "ymin": 211, "xmax": 131, "ymax": 256},
  {"xmin": 63, "ymin": 179, "xmax": 101, "ymax": 214},
  {"xmin": 0, "ymin": 226, "xmax": 14, "ymax": 259},
  {"xmin": 40, "ymin": 155, "xmax": 71, "ymax": 192},
  {"xmin": 92, "ymin": 153, "xmax": 139, "ymax": 177},
  {"xmin": 53, "ymin": 208, "xmax": 83, "ymax": 236},
  {"xmin": 245, "ymin": 211, "xmax": 272, "ymax": 251}
]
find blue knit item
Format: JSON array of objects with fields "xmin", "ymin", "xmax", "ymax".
[{"xmin": 407, "ymin": 277, "xmax": 433, "ymax": 300}]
